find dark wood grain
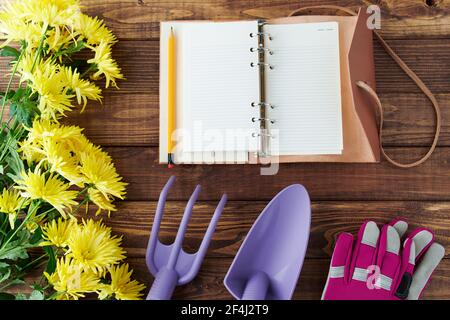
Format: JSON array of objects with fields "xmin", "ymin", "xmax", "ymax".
[
  {"xmin": 104, "ymin": 146, "xmax": 450, "ymax": 201},
  {"xmin": 12, "ymin": 256, "xmax": 450, "ymax": 299},
  {"xmin": 1, "ymin": 38, "xmax": 450, "ymax": 94},
  {"xmin": 125, "ymin": 257, "xmax": 450, "ymax": 300},
  {"xmin": 59, "ymin": 93, "xmax": 448, "ymax": 148},
  {"xmin": 1, "ymin": 0, "xmax": 449, "ymax": 300},
  {"xmin": 80, "ymin": 0, "xmax": 450, "ymax": 40},
  {"xmin": 65, "ymin": 94, "xmax": 158, "ymax": 146},
  {"xmin": 83, "ymin": 201, "xmax": 450, "ymax": 259}
]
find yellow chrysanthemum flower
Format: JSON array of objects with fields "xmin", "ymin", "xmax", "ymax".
[
  {"xmin": 87, "ymin": 41, "xmax": 124, "ymax": 88},
  {"xmin": 0, "ymin": 15, "xmax": 42, "ymax": 49},
  {"xmin": 41, "ymin": 217, "xmax": 77, "ymax": 247},
  {"xmin": 88, "ymin": 188, "xmax": 116, "ymax": 216},
  {"xmin": 60, "ymin": 66, "xmax": 102, "ymax": 110},
  {"xmin": 75, "ymin": 14, "xmax": 117, "ymax": 46},
  {"xmin": 31, "ymin": 63, "xmax": 75, "ymax": 121},
  {"xmin": 66, "ymin": 219, "xmax": 126, "ymax": 273},
  {"xmin": 17, "ymin": 53, "xmax": 56, "ymax": 84},
  {"xmin": 44, "ymin": 256, "xmax": 100, "ymax": 300},
  {"xmin": 24, "ymin": 119, "xmax": 85, "ymax": 146},
  {"xmin": 14, "ymin": 168, "xmax": 78, "ymax": 219},
  {"xmin": 40, "ymin": 137, "xmax": 84, "ymax": 186},
  {"xmin": 99, "ymin": 264, "xmax": 145, "ymax": 300},
  {"xmin": 18, "ymin": 138, "xmax": 44, "ymax": 165},
  {"xmin": 79, "ymin": 149, "xmax": 127, "ymax": 201},
  {"xmin": 0, "ymin": 188, "xmax": 26, "ymax": 229},
  {"xmin": 46, "ymin": 27, "xmax": 78, "ymax": 53},
  {"xmin": 2, "ymin": 0, "xmax": 80, "ymax": 30}
]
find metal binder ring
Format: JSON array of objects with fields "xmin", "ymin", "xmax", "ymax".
[
  {"xmin": 252, "ymin": 117, "xmax": 276, "ymax": 124},
  {"xmin": 251, "ymin": 102, "xmax": 275, "ymax": 109},
  {"xmin": 250, "ymin": 32, "xmax": 273, "ymax": 40},
  {"xmin": 250, "ymin": 62, "xmax": 274, "ymax": 70},
  {"xmin": 250, "ymin": 47, "xmax": 274, "ymax": 55},
  {"xmin": 252, "ymin": 132, "xmax": 273, "ymax": 138}
]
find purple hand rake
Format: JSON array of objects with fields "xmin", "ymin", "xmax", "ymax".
[{"xmin": 145, "ymin": 176, "xmax": 227, "ymax": 300}]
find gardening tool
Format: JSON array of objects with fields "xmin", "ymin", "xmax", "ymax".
[
  {"xmin": 322, "ymin": 219, "xmax": 445, "ymax": 300},
  {"xmin": 145, "ymin": 176, "xmax": 227, "ymax": 300},
  {"xmin": 224, "ymin": 184, "xmax": 311, "ymax": 300}
]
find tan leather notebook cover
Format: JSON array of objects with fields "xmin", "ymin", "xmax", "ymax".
[
  {"xmin": 250, "ymin": 8, "xmax": 379, "ymax": 163},
  {"xmin": 159, "ymin": 9, "xmax": 380, "ymax": 164}
]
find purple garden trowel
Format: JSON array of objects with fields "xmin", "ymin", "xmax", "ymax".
[{"xmin": 224, "ymin": 184, "xmax": 311, "ymax": 300}]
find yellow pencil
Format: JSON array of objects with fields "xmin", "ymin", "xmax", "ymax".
[{"xmin": 167, "ymin": 27, "xmax": 176, "ymax": 168}]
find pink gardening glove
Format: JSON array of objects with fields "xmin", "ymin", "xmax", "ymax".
[{"xmin": 322, "ymin": 219, "xmax": 445, "ymax": 300}]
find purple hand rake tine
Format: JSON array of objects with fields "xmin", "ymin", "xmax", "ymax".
[
  {"xmin": 179, "ymin": 193, "xmax": 227, "ymax": 284},
  {"xmin": 166, "ymin": 184, "xmax": 201, "ymax": 269},
  {"xmin": 146, "ymin": 176, "xmax": 227, "ymax": 300},
  {"xmin": 146, "ymin": 175, "xmax": 176, "ymax": 275}
]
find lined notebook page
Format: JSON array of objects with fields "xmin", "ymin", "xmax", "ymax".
[
  {"xmin": 265, "ymin": 22, "xmax": 342, "ymax": 155},
  {"xmin": 180, "ymin": 21, "xmax": 260, "ymax": 152}
]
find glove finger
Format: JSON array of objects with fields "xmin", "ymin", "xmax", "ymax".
[
  {"xmin": 407, "ymin": 228, "xmax": 435, "ymax": 262},
  {"xmin": 408, "ymin": 243, "xmax": 445, "ymax": 300},
  {"xmin": 389, "ymin": 218, "xmax": 408, "ymax": 238},
  {"xmin": 376, "ymin": 225, "xmax": 401, "ymax": 292},
  {"xmin": 395, "ymin": 228, "xmax": 438, "ymax": 299},
  {"xmin": 349, "ymin": 221, "xmax": 380, "ymax": 285},
  {"xmin": 329, "ymin": 232, "xmax": 354, "ymax": 281},
  {"xmin": 392, "ymin": 237, "xmax": 415, "ymax": 299},
  {"xmin": 322, "ymin": 232, "xmax": 354, "ymax": 299}
]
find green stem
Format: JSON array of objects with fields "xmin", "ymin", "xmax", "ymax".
[
  {"xmin": 0, "ymin": 214, "xmax": 9, "ymax": 236},
  {"xmin": 0, "ymin": 200, "xmax": 39, "ymax": 252},
  {"xmin": 0, "ymin": 255, "xmax": 47, "ymax": 292},
  {"xmin": 20, "ymin": 253, "xmax": 47, "ymax": 271},
  {"xmin": 30, "ymin": 25, "xmax": 48, "ymax": 74},
  {"xmin": 80, "ymin": 64, "xmax": 97, "ymax": 78},
  {"xmin": 0, "ymin": 50, "xmax": 25, "ymax": 123},
  {"xmin": 71, "ymin": 197, "xmax": 89, "ymax": 216},
  {"xmin": 24, "ymin": 25, "xmax": 48, "ymax": 99}
]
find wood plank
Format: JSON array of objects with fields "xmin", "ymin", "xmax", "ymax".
[
  {"xmin": 125, "ymin": 257, "xmax": 450, "ymax": 300},
  {"xmin": 86, "ymin": 201, "xmax": 450, "ymax": 259},
  {"xmin": 65, "ymin": 94, "xmax": 158, "ymax": 146},
  {"xmin": 1, "ymin": 38, "xmax": 450, "ymax": 94},
  {"xmin": 80, "ymin": 0, "xmax": 450, "ymax": 40},
  {"xmin": 11, "ymin": 255, "xmax": 450, "ymax": 300},
  {"xmin": 104, "ymin": 146, "xmax": 450, "ymax": 201},
  {"xmin": 4, "ymin": 91, "xmax": 448, "ymax": 148},
  {"xmin": 60, "ymin": 93, "xmax": 448, "ymax": 148}
]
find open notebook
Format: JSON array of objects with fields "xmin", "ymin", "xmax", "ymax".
[{"xmin": 159, "ymin": 20, "xmax": 342, "ymax": 164}]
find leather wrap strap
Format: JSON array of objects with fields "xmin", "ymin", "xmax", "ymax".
[{"xmin": 288, "ymin": 5, "xmax": 441, "ymax": 168}]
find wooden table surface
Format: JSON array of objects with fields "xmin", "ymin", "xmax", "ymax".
[{"xmin": 6, "ymin": 0, "xmax": 450, "ymax": 299}]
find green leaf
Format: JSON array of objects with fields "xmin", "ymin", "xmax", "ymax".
[
  {"xmin": 29, "ymin": 290, "xmax": 44, "ymax": 300},
  {"xmin": 44, "ymin": 246, "xmax": 57, "ymax": 274},
  {"xmin": 0, "ymin": 46, "xmax": 20, "ymax": 59},
  {"xmin": 0, "ymin": 267, "xmax": 11, "ymax": 283},
  {"xmin": 11, "ymin": 88, "xmax": 26, "ymax": 101},
  {"xmin": 0, "ymin": 246, "xmax": 29, "ymax": 261},
  {"xmin": 0, "ymin": 292, "xmax": 15, "ymax": 300},
  {"xmin": 15, "ymin": 293, "xmax": 27, "ymax": 300},
  {"xmin": 8, "ymin": 278, "xmax": 25, "ymax": 286},
  {"xmin": 9, "ymin": 100, "xmax": 39, "ymax": 127},
  {"xmin": 5, "ymin": 146, "xmax": 25, "ymax": 179},
  {"xmin": 0, "ymin": 165, "xmax": 3, "ymax": 174},
  {"xmin": 55, "ymin": 41, "xmax": 85, "ymax": 58},
  {"xmin": 29, "ymin": 227, "xmax": 42, "ymax": 245}
]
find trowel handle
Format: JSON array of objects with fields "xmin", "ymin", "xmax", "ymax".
[
  {"xmin": 147, "ymin": 267, "xmax": 178, "ymax": 300},
  {"xmin": 242, "ymin": 271, "xmax": 270, "ymax": 300}
]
